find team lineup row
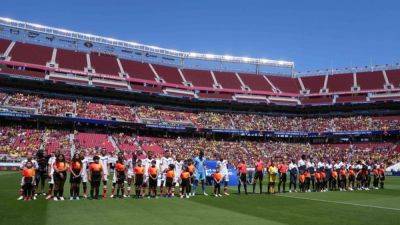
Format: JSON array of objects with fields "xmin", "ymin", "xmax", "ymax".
[{"xmin": 19, "ymin": 148, "xmax": 386, "ymax": 201}]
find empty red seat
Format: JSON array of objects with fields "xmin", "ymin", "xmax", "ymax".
[
  {"xmin": 336, "ymin": 95, "xmax": 366, "ymax": 103},
  {"xmin": 9, "ymin": 42, "xmax": 52, "ymax": 65},
  {"xmin": 182, "ymin": 69, "xmax": 214, "ymax": 88},
  {"xmin": 386, "ymin": 69, "xmax": 400, "ymax": 87},
  {"xmin": 357, "ymin": 71, "xmax": 385, "ymax": 90},
  {"xmin": 213, "ymin": 71, "xmax": 242, "ymax": 89},
  {"xmin": 267, "ymin": 75, "xmax": 301, "ymax": 93},
  {"xmin": 0, "ymin": 39, "xmax": 11, "ymax": 55},
  {"xmin": 301, "ymin": 97, "xmax": 333, "ymax": 105},
  {"xmin": 1, "ymin": 67, "xmax": 45, "ymax": 79},
  {"xmin": 75, "ymin": 132, "xmax": 115, "ymax": 153},
  {"xmin": 152, "ymin": 64, "xmax": 183, "ymax": 84},
  {"xmin": 130, "ymin": 83, "xmax": 162, "ymax": 93},
  {"xmin": 301, "ymin": 76, "xmax": 325, "ymax": 93},
  {"xmin": 198, "ymin": 92, "xmax": 233, "ymax": 100},
  {"xmin": 121, "ymin": 59, "xmax": 156, "ymax": 81},
  {"xmin": 90, "ymin": 52, "xmax": 120, "ymax": 76},
  {"xmin": 56, "ymin": 49, "xmax": 87, "ymax": 71},
  {"xmin": 238, "ymin": 73, "xmax": 273, "ymax": 91},
  {"xmin": 327, "ymin": 73, "xmax": 353, "ymax": 92}
]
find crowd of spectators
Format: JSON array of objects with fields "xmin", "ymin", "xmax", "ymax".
[
  {"xmin": 136, "ymin": 106, "xmax": 194, "ymax": 125},
  {"xmin": 41, "ymin": 98, "xmax": 74, "ymax": 116},
  {"xmin": 0, "ymin": 127, "xmax": 399, "ymax": 166},
  {"xmin": 44, "ymin": 129, "xmax": 71, "ymax": 159},
  {"xmin": 76, "ymin": 100, "xmax": 135, "ymax": 122},
  {"xmin": 0, "ymin": 127, "xmax": 43, "ymax": 158},
  {"xmin": 1, "ymin": 91, "xmax": 400, "ymax": 132},
  {"xmin": 6, "ymin": 93, "xmax": 40, "ymax": 108}
]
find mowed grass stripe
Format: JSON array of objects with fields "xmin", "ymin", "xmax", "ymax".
[
  {"xmin": 0, "ymin": 172, "xmax": 48, "ymax": 225},
  {"xmin": 2, "ymin": 172, "xmax": 400, "ymax": 225},
  {"xmin": 191, "ymin": 192, "xmax": 400, "ymax": 225},
  {"xmin": 45, "ymin": 196, "xmax": 280, "ymax": 225},
  {"xmin": 276, "ymin": 194, "xmax": 400, "ymax": 211}
]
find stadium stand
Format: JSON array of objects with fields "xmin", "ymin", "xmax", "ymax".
[
  {"xmin": 56, "ymin": 48, "xmax": 87, "ymax": 71},
  {"xmin": 9, "ymin": 42, "xmax": 52, "ymax": 66},
  {"xmin": 74, "ymin": 132, "xmax": 115, "ymax": 153},
  {"xmin": 327, "ymin": 73, "xmax": 354, "ymax": 92},
  {"xmin": 267, "ymin": 75, "xmax": 301, "ymax": 93},
  {"xmin": 213, "ymin": 71, "xmax": 242, "ymax": 90},
  {"xmin": 89, "ymin": 52, "xmax": 120, "ymax": 76},
  {"xmin": 1, "ymin": 37, "xmax": 399, "ymax": 106},
  {"xmin": 386, "ymin": 69, "xmax": 400, "ymax": 88},
  {"xmin": 335, "ymin": 95, "xmax": 367, "ymax": 104},
  {"xmin": 120, "ymin": 60, "xmax": 156, "ymax": 81},
  {"xmin": 238, "ymin": 73, "xmax": 274, "ymax": 92},
  {"xmin": 182, "ymin": 69, "xmax": 215, "ymax": 88},
  {"xmin": 300, "ymin": 75, "xmax": 325, "ymax": 94},
  {"xmin": 152, "ymin": 64, "xmax": 184, "ymax": 84},
  {"xmin": 357, "ymin": 71, "xmax": 386, "ymax": 91},
  {"xmin": 0, "ymin": 39, "xmax": 11, "ymax": 55}
]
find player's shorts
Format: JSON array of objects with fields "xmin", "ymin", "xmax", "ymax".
[
  {"xmin": 23, "ymin": 177, "xmax": 35, "ymax": 186},
  {"xmin": 102, "ymin": 173, "xmax": 109, "ymax": 182},
  {"xmin": 166, "ymin": 177, "xmax": 174, "ymax": 188},
  {"xmin": 127, "ymin": 170, "xmax": 134, "ymax": 179},
  {"xmin": 36, "ymin": 170, "xmax": 47, "ymax": 183},
  {"xmin": 181, "ymin": 178, "xmax": 189, "ymax": 187},
  {"xmin": 160, "ymin": 173, "xmax": 167, "ymax": 185},
  {"xmin": 112, "ymin": 172, "xmax": 117, "ymax": 183},
  {"xmin": 149, "ymin": 178, "xmax": 157, "ymax": 188},
  {"xmin": 195, "ymin": 171, "xmax": 206, "ymax": 181},
  {"xmin": 69, "ymin": 175, "xmax": 82, "ymax": 184},
  {"xmin": 174, "ymin": 175, "xmax": 180, "ymax": 184},
  {"xmin": 53, "ymin": 172, "xmax": 67, "ymax": 182},
  {"xmin": 135, "ymin": 175, "xmax": 144, "ymax": 186},
  {"xmin": 117, "ymin": 173, "xmax": 126, "ymax": 184},
  {"xmin": 240, "ymin": 174, "xmax": 247, "ymax": 183},
  {"xmin": 48, "ymin": 172, "xmax": 54, "ymax": 184},
  {"xmin": 81, "ymin": 171, "xmax": 88, "ymax": 183},
  {"xmin": 254, "ymin": 171, "xmax": 263, "ymax": 180}
]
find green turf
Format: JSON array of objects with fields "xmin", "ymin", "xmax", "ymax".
[{"xmin": 1, "ymin": 172, "xmax": 400, "ymax": 225}]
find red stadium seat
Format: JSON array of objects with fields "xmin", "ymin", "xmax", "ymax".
[{"xmin": 56, "ymin": 49, "xmax": 87, "ymax": 71}]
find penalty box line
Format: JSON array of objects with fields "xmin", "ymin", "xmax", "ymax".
[{"xmin": 275, "ymin": 194, "xmax": 400, "ymax": 211}]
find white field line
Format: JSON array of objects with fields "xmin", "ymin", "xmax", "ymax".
[{"xmin": 276, "ymin": 194, "xmax": 400, "ymax": 211}]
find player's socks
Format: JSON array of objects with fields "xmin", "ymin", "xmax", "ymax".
[{"xmin": 102, "ymin": 186, "xmax": 107, "ymax": 198}]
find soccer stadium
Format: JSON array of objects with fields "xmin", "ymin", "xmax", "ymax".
[{"xmin": 1, "ymin": 1, "xmax": 400, "ymax": 225}]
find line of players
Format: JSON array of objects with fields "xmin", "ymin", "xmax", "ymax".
[
  {"xmin": 18, "ymin": 150, "xmax": 386, "ymax": 201},
  {"xmin": 18, "ymin": 148, "xmax": 223, "ymax": 201},
  {"xmin": 246, "ymin": 155, "xmax": 386, "ymax": 195}
]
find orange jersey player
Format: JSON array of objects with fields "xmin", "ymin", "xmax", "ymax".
[
  {"xmin": 134, "ymin": 159, "xmax": 145, "ymax": 198},
  {"xmin": 165, "ymin": 164, "xmax": 175, "ymax": 197},
  {"xmin": 53, "ymin": 154, "xmax": 69, "ymax": 201},
  {"xmin": 114, "ymin": 155, "xmax": 127, "ymax": 199},
  {"xmin": 237, "ymin": 159, "xmax": 248, "ymax": 195},
  {"xmin": 180, "ymin": 166, "xmax": 191, "ymax": 198},
  {"xmin": 21, "ymin": 161, "xmax": 36, "ymax": 201},
  {"xmin": 89, "ymin": 155, "xmax": 103, "ymax": 200},
  {"xmin": 213, "ymin": 167, "xmax": 223, "ymax": 197},
  {"xmin": 253, "ymin": 158, "xmax": 264, "ymax": 194},
  {"xmin": 148, "ymin": 160, "xmax": 158, "ymax": 198},
  {"xmin": 69, "ymin": 153, "xmax": 83, "ymax": 200}
]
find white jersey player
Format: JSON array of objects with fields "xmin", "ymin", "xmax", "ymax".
[
  {"xmin": 99, "ymin": 149, "xmax": 110, "ymax": 198},
  {"xmin": 217, "ymin": 157, "xmax": 230, "ymax": 195},
  {"xmin": 160, "ymin": 151, "xmax": 174, "ymax": 178}
]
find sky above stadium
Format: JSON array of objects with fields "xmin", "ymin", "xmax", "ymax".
[{"xmin": 1, "ymin": 0, "xmax": 399, "ymax": 72}]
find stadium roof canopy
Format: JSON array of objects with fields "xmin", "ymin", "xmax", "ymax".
[{"xmin": 0, "ymin": 17, "xmax": 294, "ymax": 70}]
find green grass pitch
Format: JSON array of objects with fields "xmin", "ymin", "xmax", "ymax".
[{"xmin": 1, "ymin": 171, "xmax": 400, "ymax": 225}]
